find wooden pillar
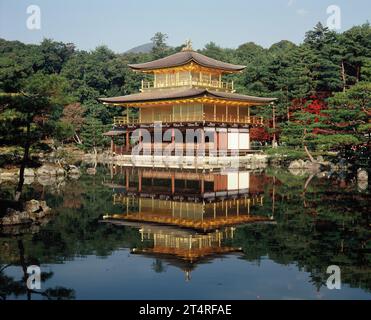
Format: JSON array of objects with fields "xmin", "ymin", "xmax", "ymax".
[
  {"xmin": 125, "ymin": 169, "xmax": 129, "ymax": 190},
  {"xmin": 213, "ymin": 104, "xmax": 216, "ymax": 121},
  {"xmin": 237, "ymin": 106, "xmax": 240, "ymax": 122},
  {"xmin": 126, "ymin": 131, "xmax": 130, "ymax": 152},
  {"xmin": 122, "ymin": 135, "xmax": 124, "ymax": 155},
  {"xmin": 110, "ymin": 137, "xmax": 114, "ymax": 155},
  {"xmin": 170, "ymin": 128, "xmax": 175, "ymax": 155},
  {"xmin": 171, "ymin": 172, "xmax": 175, "ymax": 195},
  {"xmin": 200, "ymin": 176, "xmax": 204, "ymax": 194},
  {"xmin": 214, "ymin": 130, "xmax": 218, "ymax": 154},
  {"xmin": 138, "ymin": 170, "xmax": 142, "ymax": 193},
  {"xmin": 198, "ymin": 128, "xmax": 204, "ymax": 156}
]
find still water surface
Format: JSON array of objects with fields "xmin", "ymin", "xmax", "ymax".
[{"xmin": 0, "ymin": 166, "xmax": 369, "ymax": 300}]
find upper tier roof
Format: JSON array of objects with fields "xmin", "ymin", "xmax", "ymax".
[
  {"xmin": 128, "ymin": 50, "xmax": 246, "ymax": 72},
  {"xmin": 99, "ymin": 87, "xmax": 276, "ymax": 105}
]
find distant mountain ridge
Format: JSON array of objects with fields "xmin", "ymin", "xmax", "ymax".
[{"xmin": 125, "ymin": 42, "xmax": 154, "ymax": 54}]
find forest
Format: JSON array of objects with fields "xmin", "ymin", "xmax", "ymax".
[{"xmin": 0, "ymin": 22, "xmax": 370, "ymax": 167}]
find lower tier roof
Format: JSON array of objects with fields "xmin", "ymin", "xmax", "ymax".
[{"xmin": 99, "ymin": 88, "xmax": 276, "ymax": 106}]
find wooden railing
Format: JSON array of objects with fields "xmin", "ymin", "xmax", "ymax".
[
  {"xmin": 114, "ymin": 115, "xmax": 264, "ymax": 126},
  {"xmin": 113, "ymin": 117, "xmax": 139, "ymax": 126},
  {"xmin": 142, "ymin": 79, "xmax": 234, "ymax": 92}
]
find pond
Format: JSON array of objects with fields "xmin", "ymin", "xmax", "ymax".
[{"xmin": 0, "ymin": 165, "xmax": 370, "ymax": 300}]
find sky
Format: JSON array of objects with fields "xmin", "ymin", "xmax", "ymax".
[{"xmin": 0, "ymin": 0, "xmax": 370, "ymax": 52}]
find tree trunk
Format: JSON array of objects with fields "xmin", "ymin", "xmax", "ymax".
[
  {"xmin": 15, "ymin": 122, "xmax": 31, "ymax": 201},
  {"xmin": 341, "ymin": 60, "xmax": 346, "ymax": 92},
  {"xmin": 356, "ymin": 65, "xmax": 361, "ymax": 82},
  {"xmin": 74, "ymin": 133, "xmax": 82, "ymax": 144},
  {"xmin": 303, "ymin": 128, "xmax": 315, "ymax": 163},
  {"xmin": 304, "ymin": 145, "xmax": 315, "ymax": 163}
]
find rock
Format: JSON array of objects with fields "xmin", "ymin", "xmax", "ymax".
[
  {"xmin": 1, "ymin": 209, "xmax": 32, "ymax": 225},
  {"xmin": 23, "ymin": 176, "xmax": 34, "ymax": 185},
  {"xmin": 289, "ymin": 160, "xmax": 303, "ymax": 169},
  {"xmin": 306, "ymin": 162, "xmax": 321, "ymax": 173},
  {"xmin": 24, "ymin": 199, "xmax": 50, "ymax": 213},
  {"xmin": 0, "ymin": 200, "xmax": 51, "ymax": 226},
  {"xmin": 289, "ymin": 160, "xmax": 299, "ymax": 169},
  {"xmin": 297, "ymin": 159, "xmax": 305, "ymax": 168},
  {"xmin": 0, "ymin": 170, "xmax": 19, "ymax": 179},
  {"xmin": 37, "ymin": 175, "xmax": 57, "ymax": 186},
  {"xmin": 67, "ymin": 165, "xmax": 80, "ymax": 175},
  {"xmin": 37, "ymin": 164, "xmax": 65, "ymax": 176},
  {"xmin": 23, "ymin": 168, "xmax": 35, "ymax": 177},
  {"xmin": 304, "ymin": 160, "xmax": 312, "ymax": 168},
  {"xmin": 357, "ymin": 169, "xmax": 368, "ymax": 182},
  {"xmin": 24, "ymin": 199, "xmax": 41, "ymax": 213},
  {"xmin": 316, "ymin": 156, "xmax": 324, "ymax": 163},
  {"xmin": 86, "ymin": 167, "xmax": 97, "ymax": 175},
  {"xmin": 288, "ymin": 168, "xmax": 306, "ymax": 176}
]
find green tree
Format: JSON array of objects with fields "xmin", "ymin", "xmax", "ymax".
[
  {"xmin": 326, "ymin": 81, "xmax": 371, "ymax": 145},
  {"xmin": 0, "ymin": 73, "xmax": 72, "ymax": 200},
  {"xmin": 80, "ymin": 116, "xmax": 108, "ymax": 156},
  {"xmin": 150, "ymin": 32, "xmax": 169, "ymax": 59}
]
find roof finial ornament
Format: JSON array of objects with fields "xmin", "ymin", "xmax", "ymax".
[{"xmin": 182, "ymin": 39, "xmax": 193, "ymax": 51}]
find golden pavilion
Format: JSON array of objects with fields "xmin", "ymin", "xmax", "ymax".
[
  {"xmin": 100, "ymin": 42, "xmax": 276, "ymax": 156},
  {"xmin": 102, "ymin": 168, "xmax": 274, "ymax": 279}
]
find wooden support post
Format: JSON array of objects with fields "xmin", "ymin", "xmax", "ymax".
[
  {"xmin": 126, "ymin": 131, "xmax": 130, "ymax": 152},
  {"xmin": 125, "ymin": 169, "xmax": 129, "ymax": 190},
  {"xmin": 237, "ymin": 106, "xmax": 240, "ymax": 122},
  {"xmin": 110, "ymin": 137, "xmax": 114, "ymax": 155},
  {"xmin": 201, "ymin": 175, "xmax": 204, "ymax": 194},
  {"xmin": 214, "ymin": 130, "xmax": 218, "ymax": 155},
  {"xmin": 171, "ymin": 172, "xmax": 175, "ymax": 195},
  {"xmin": 138, "ymin": 170, "xmax": 142, "ymax": 193},
  {"xmin": 213, "ymin": 104, "xmax": 216, "ymax": 121},
  {"xmin": 171, "ymin": 128, "xmax": 175, "ymax": 156},
  {"xmin": 122, "ymin": 135, "xmax": 124, "ymax": 155},
  {"xmin": 200, "ymin": 128, "xmax": 205, "ymax": 156}
]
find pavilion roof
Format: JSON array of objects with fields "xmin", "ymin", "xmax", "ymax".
[
  {"xmin": 128, "ymin": 50, "xmax": 246, "ymax": 72},
  {"xmin": 99, "ymin": 88, "xmax": 276, "ymax": 106}
]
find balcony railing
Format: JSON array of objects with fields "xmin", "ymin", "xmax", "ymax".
[
  {"xmin": 141, "ymin": 79, "xmax": 234, "ymax": 92},
  {"xmin": 114, "ymin": 115, "xmax": 264, "ymax": 126}
]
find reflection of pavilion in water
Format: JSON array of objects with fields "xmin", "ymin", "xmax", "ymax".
[{"xmin": 102, "ymin": 168, "xmax": 273, "ymax": 279}]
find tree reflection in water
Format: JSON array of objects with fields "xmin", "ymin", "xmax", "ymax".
[{"xmin": 0, "ymin": 165, "xmax": 369, "ymax": 299}]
